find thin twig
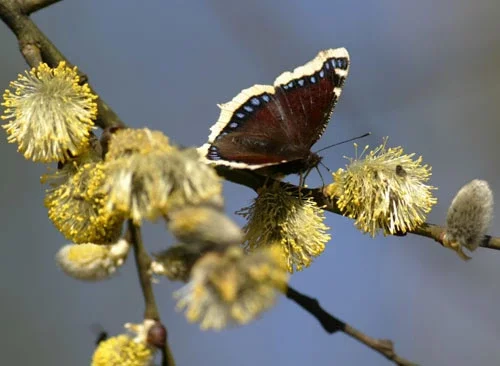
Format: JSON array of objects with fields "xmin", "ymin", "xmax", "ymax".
[
  {"xmin": 215, "ymin": 166, "xmax": 500, "ymax": 251},
  {"xmin": 127, "ymin": 221, "xmax": 176, "ymax": 366},
  {"xmin": 286, "ymin": 286, "xmax": 418, "ymax": 366},
  {"xmin": 127, "ymin": 221, "xmax": 159, "ymax": 320},
  {"xmin": 161, "ymin": 345, "xmax": 176, "ymax": 366},
  {"xmin": 20, "ymin": 0, "xmax": 62, "ymax": 14}
]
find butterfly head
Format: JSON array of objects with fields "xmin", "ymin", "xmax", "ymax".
[{"xmin": 301, "ymin": 152, "xmax": 323, "ymax": 175}]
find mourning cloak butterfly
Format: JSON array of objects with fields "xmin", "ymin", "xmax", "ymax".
[{"xmin": 199, "ymin": 48, "xmax": 350, "ymax": 176}]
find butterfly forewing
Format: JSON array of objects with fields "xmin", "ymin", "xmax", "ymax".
[{"xmin": 273, "ymin": 55, "xmax": 348, "ymax": 149}]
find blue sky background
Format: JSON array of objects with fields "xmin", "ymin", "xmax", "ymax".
[{"xmin": 1, "ymin": 1, "xmax": 500, "ymax": 365}]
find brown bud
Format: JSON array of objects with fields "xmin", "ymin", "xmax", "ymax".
[{"xmin": 147, "ymin": 321, "xmax": 167, "ymax": 349}]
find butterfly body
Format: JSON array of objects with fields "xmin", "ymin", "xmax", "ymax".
[
  {"xmin": 199, "ymin": 48, "xmax": 350, "ymax": 177},
  {"xmin": 253, "ymin": 152, "xmax": 323, "ymax": 178}
]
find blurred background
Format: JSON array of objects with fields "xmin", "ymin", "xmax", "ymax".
[{"xmin": 1, "ymin": 1, "xmax": 500, "ymax": 365}]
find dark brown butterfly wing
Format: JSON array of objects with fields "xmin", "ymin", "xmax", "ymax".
[{"xmin": 199, "ymin": 48, "xmax": 350, "ymax": 171}]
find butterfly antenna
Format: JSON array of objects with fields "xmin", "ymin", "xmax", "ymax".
[
  {"xmin": 319, "ymin": 160, "xmax": 331, "ymax": 173},
  {"xmin": 315, "ymin": 132, "xmax": 371, "ymax": 154}
]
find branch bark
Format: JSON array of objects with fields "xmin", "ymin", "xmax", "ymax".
[
  {"xmin": 286, "ymin": 286, "xmax": 418, "ymax": 366},
  {"xmin": 20, "ymin": 0, "xmax": 62, "ymax": 14},
  {"xmin": 127, "ymin": 221, "xmax": 159, "ymax": 320},
  {"xmin": 127, "ymin": 221, "xmax": 176, "ymax": 366},
  {"xmin": 215, "ymin": 166, "xmax": 500, "ymax": 251}
]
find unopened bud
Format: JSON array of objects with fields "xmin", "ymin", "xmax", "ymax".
[{"xmin": 444, "ymin": 179, "xmax": 493, "ymax": 258}]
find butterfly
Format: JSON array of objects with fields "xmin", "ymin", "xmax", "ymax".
[{"xmin": 198, "ymin": 48, "xmax": 350, "ymax": 178}]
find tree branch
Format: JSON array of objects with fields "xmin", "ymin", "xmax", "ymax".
[
  {"xmin": 215, "ymin": 166, "xmax": 500, "ymax": 251},
  {"xmin": 20, "ymin": 0, "xmax": 62, "ymax": 14},
  {"xmin": 127, "ymin": 221, "xmax": 176, "ymax": 366},
  {"xmin": 286, "ymin": 286, "xmax": 418, "ymax": 366},
  {"xmin": 127, "ymin": 221, "xmax": 159, "ymax": 320}
]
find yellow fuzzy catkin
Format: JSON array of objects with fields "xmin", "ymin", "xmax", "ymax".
[
  {"xmin": 327, "ymin": 140, "xmax": 437, "ymax": 236},
  {"xmin": 43, "ymin": 152, "xmax": 124, "ymax": 244},
  {"xmin": 176, "ymin": 246, "xmax": 288, "ymax": 330},
  {"xmin": 238, "ymin": 183, "xmax": 330, "ymax": 272},
  {"xmin": 2, "ymin": 62, "xmax": 97, "ymax": 162}
]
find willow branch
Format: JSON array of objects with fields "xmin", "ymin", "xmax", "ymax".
[
  {"xmin": 286, "ymin": 286, "xmax": 417, "ymax": 366},
  {"xmin": 215, "ymin": 166, "xmax": 500, "ymax": 251},
  {"xmin": 127, "ymin": 221, "xmax": 159, "ymax": 320},
  {"xmin": 0, "ymin": 0, "xmax": 125, "ymax": 129},
  {"xmin": 127, "ymin": 221, "xmax": 176, "ymax": 366},
  {"xmin": 161, "ymin": 347, "xmax": 176, "ymax": 366},
  {"xmin": 20, "ymin": 0, "xmax": 62, "ymax": 14}
]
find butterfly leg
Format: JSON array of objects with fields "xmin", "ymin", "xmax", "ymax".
[
  {"xmin": 298, "ymin": 173, "xmax": 305, "ymax": 200},
  {"xmin": 298, "ymin": 168, "xmax": 313, "ymax": 200},
  {"xmin": 316, "ymin": 166, "xmax": 325, "ymax": 188}
]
